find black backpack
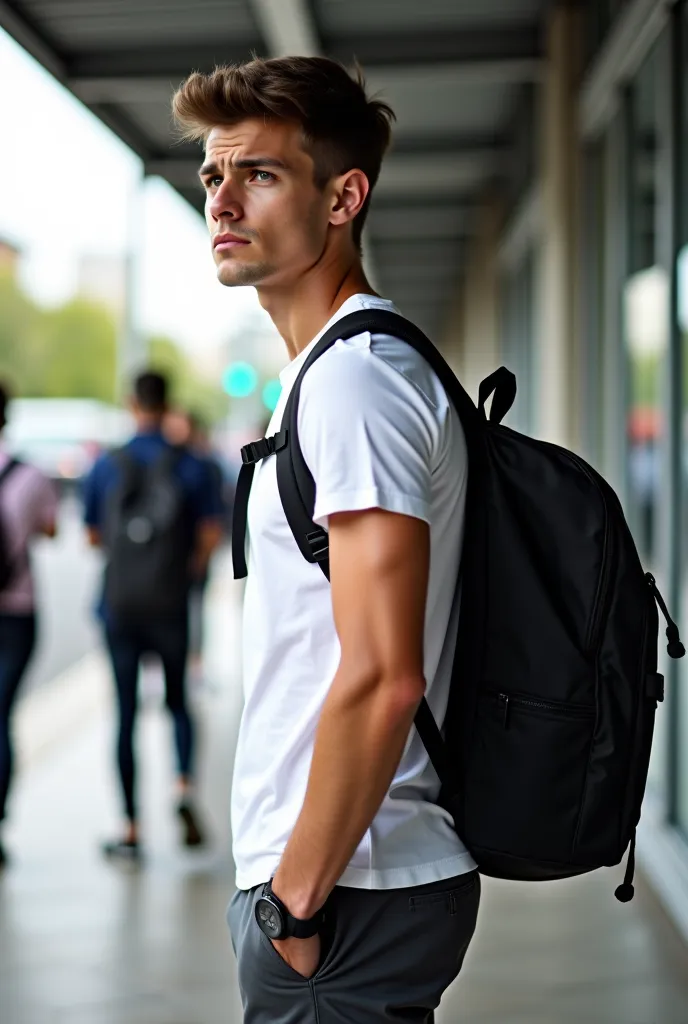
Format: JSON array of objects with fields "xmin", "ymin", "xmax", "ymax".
[
  {"xmin": 0, "ymin": 458, "xmax": 22, "ymax": 592},
  {"xmin": 104, "ymin": 446, "xmax": 191, "ymax": 620},
  {"xmin": 232, "ymin": 309, "xmax": 685, "ymax": 901}
]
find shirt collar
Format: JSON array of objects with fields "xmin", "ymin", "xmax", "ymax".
[{"xmin": 278, "ymin": 294, "xmax": 396, "ymax": 388}]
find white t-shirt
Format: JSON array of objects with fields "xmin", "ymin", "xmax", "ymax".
[{"xmin": 232, "ymin": 294, "xmax": 476, "ymax": 890}]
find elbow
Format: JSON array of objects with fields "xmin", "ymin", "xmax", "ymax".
[{"xmin": 336, "ymin": 665, "xmax": 426, "ymax": 719}]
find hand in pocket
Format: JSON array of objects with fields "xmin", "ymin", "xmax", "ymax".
[{"xmin": 271, "ymin": 933, "xmax": 321, "ymax": 979}]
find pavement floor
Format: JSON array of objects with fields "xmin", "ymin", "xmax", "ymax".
[{"xmin": 1, "ymin": 554, "xmax": 688, "ymax": 1024}]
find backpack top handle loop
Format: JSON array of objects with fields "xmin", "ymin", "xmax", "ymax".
[{"xmin": 478, "ymin": 367, "xmax": 517, "ymax": 424}]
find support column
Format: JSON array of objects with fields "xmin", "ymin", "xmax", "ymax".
[
  {"xmin": 451, "ymin": 191, "xmax": 504, "ymax": 402},
  {"xmin": 538, "ymin": 3, "xmax": 583, "ymax": 447}
]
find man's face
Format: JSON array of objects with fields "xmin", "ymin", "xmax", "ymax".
[{"xmin": 200, "ymin": 119, "xmax": 333, "ymax": 289}]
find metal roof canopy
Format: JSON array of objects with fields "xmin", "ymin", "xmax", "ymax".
[{"xmin": 0, "ymin": 0, "xmax": 550, "ymax": 338}]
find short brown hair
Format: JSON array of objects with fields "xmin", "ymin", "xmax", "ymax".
[{"xmin": 172, "ymin": 56, "xmax": 395, "ymax": 247}]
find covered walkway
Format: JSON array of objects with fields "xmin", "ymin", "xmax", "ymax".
[{"xmin": 1, "ymin": 556, "xmax": 687, "ymax": 1024}]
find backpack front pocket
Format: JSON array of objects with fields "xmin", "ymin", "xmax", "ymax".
[{"xmin": 465, "ymin": 692, "xmax": 595, "ymax": 864}]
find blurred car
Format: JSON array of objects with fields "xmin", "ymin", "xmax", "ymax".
[{"xmin": 4, "ymin": 398, "xmax": 132, "ymax": 490}]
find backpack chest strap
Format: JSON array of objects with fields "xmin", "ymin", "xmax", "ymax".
[{"xmin": 232, "ymin": 429, "xmax": 288, "ymax": 579}]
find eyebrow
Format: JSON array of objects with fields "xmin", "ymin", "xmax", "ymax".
[{"xmin": 198, "ymin": 157, "xmax": 288, "ymax": 179}]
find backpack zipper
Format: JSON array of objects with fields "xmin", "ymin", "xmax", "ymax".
[
  {"xmin": 496, "ymin": 692, "xmax": 596, "ymax": 730},
  {"xmin": 494, "ymin": 425, "xmax": 612, "ymax": 651},
  {"xmin": 646, "ymin": 573, "xmax": 686, "ymax": 659}
]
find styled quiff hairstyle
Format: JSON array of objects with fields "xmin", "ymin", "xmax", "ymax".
[{"xmin": 172, "ymin": 56, "xmax": 395, "ymax": 248}]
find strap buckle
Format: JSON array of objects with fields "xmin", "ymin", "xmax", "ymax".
[
  {"xmin": 306, "ymin": 529, "xmax": 329, "ymax": 562},
  {"xmin": 240, "ymin": 429, "xmax": 288, "ymax": 466}
]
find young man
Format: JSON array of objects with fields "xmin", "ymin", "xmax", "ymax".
[
  {"xmin": 83, "ymin": 372, "xmax": 223, "ymax": 861},
  {"xmin": 0, "ymin": 383, "xmax": 58, "ymax": 867},
  {"xmin": 173, "ymin": 57, "xmax": 479, "ymax": 1021}
]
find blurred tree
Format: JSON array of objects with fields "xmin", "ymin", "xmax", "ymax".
[
  {"xmin": 0, "ymin": 272, "xmax": 228, "ymax": 423},
  {"xmin": 148, "ymin": 334, "xmax": 229, "ymax": 423},
  {"xmin": 0, "ymin": 269, "xmax": 43, "ymax": 393},
  {"xmin": 40, "ymin": 298, "xmax": 117, "ymax": 402}
]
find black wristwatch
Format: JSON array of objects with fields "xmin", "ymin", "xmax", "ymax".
[{"xmin": 255, "ymin": 880, "xmax": 324, "ymax": 940}]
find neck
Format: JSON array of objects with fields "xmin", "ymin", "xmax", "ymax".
[
  {"xmin": 135, "ymin": 414, "xmax": 164, "ymax": 434},
  {"xmin": 257, "ymin": 253, "xmax": 377, "ymax": 361}
]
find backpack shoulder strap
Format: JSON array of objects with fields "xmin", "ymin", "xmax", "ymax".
[
  {"xmin": 274, "ymin": 309, "xmax": 479, "ymax": 788},
  {"xmin": 0, "ymin": 458, "xmax": 21, "ymax": 490},
  {"xmin": 276, "ymin": 309, "xmax": 479, "ymax": 572}
]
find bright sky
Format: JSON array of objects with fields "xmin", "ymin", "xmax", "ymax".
[{"xmin": 0, "ymin": 27, "xmax": 277, "ymax": 363}]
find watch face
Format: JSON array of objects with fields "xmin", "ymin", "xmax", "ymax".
[{"xmin": 256, "ymin": 898, "xmax": 283, "ymax": 939}]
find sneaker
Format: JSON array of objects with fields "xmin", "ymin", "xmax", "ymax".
[
  {"xmin": 101, "ymin": 839, "xmax": 143, "ymax": 865},
  {"xmin": 177, "ymin": 802, "xmax": 205, "ymax": 848}
]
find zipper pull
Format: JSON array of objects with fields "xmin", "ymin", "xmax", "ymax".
[
  {"xmin": 615, "ymin": 830, "xmax": 636, "ymax": 903},
  {"xmin": 646, "ymin": 574, "xmax": 685, "ymax": 659},
  {"xmin": 499, "ymin": 693, "xmax": 510, "ymax": 729}
]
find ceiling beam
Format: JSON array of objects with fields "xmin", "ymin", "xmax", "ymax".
[
  {"xmin": 66, "ymin": 42, "xmax": 262, "ymax": 81},
  {"xmin": 328, "ymin": 25, "xmax": 543, "ymax": 76},
  {"xmin": 391, "ymin": 132, "xmax": 511, "ymax": 158},
  {"xmin": 377, "ymin": 152, "xmax": 500, "ymax": 196},
  {"xmin": 249, "ymin": 0, "xmax": 320, "ymax": 57},
  {"xmin": 90, "ymin": 103, "xmax": 159, "ymax": 163},
  {"xmin": 0, "ymin": 0, "xmax": 66, "ymax": 80},
  {"xmin": 71, "ymin": 77, "xmax": 180, "ymax": 105},
  {"xmin": 144, "ymin": 159, "xmax": 204, "ymax": 184},
  {"xmin": 370, "ymin": 195, "xmax": 477, "ymax": 212}
]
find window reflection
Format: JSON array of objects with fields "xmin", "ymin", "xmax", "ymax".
[{"xmin": 623, "ymin": 44, "xmax": 666, "ymax": 572}]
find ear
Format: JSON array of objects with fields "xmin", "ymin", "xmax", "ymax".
[{"xmin": 329, "ymin": 169, "xmax": 370, "ymax": 228}]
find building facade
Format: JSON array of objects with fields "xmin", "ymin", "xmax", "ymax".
[{"xmin": 446, "ymin": 0, "xmax": 688, "ymax": 939}]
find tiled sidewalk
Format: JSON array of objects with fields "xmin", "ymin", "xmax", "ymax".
[{"xmin": 1, "ymin": 557, "xmax": 687, "ymax": 1023}]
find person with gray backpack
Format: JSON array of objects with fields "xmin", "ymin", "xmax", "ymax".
[{"xmin": 83, "ymin": 371, "xmax": 223, "ymax": 863}]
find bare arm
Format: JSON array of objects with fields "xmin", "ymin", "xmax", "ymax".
[
  {"xmin": 191, "ymin": 518, "xmax": 223, "ymax": 579},
  {"xmin": 86, "ymin": 526, "xmax": 101, "ymax": 547},
  {"xmin": 272, "ymin": 508, "xmax": 429, "ymax": 920}
]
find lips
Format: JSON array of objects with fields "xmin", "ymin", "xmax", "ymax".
[{"xmin": 213, "ymin": 233, "xmax": 250, "ymax": 251}]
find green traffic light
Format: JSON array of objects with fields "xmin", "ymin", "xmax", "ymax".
[{"xmin": 222, "ymin": 361, "xmax": 258, "ymax": 398}]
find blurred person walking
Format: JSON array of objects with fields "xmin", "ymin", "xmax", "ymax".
[
  {"xmin": 0, "ymin": 383, "xmax": 58, "ymax": 867},
  {"xmin": 83, "ymin": 372, "xmax": 223, "ymax": 863},
  {"xmin": 173, "ymin": 58, "xmax": 478, "ymax": 1022},
  {"xmin": 164, "ymin": 408, "xmax": 228, "ymax": 688}
]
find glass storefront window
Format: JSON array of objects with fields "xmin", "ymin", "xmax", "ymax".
[
  {"xmin": 621, "ymin": 42, "xmax": 671, "ymax": 800},
  {"xmin": 585, "ymin": 0, "xmax": 630, "ymax": 65},
  {"xmin": 623, "ymin": 45, "xmax": 667, "ymax": 571},
  {"xmin": 676, "ymin": 2, "xmax": 688, "ymax": 837}
]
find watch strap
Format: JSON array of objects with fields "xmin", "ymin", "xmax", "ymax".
[{"xmin": 266, "ymin": 880, "xmax": 324, "ymax": 939}]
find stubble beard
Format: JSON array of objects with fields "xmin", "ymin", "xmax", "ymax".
[{"xmin": 216, "ymin": 259, "xmax": 277, "ymax": 288}]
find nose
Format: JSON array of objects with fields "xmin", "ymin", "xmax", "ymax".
[{"xmin": 209, "ymin": 179, "xmax": 243, "ymax": 222}]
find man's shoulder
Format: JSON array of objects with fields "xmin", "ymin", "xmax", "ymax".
[{"xmin": 302, "ymin": 327, "xmax": 443, "ymax": 411}]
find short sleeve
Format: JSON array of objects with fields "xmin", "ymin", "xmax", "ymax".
[{"xmin": 298, "ymin": 338, "xmax": 439, "ymax": 529}]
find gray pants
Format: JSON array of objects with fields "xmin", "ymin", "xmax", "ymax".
[{"xmin": 227, "ymin": 871, "xmax": 480, "ymax": 1023}]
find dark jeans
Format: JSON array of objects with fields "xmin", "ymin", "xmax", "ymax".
[
  {"xmin": 0, "ymin": 614, "xmax": 37, "ymax": 822},
  {"xmin": 104, "ymin": 613, "xmax": 193, "ymax": 822},
  {"xmin": 228, "ymin": 871, "xmax": 480, "ymax": 1023}
]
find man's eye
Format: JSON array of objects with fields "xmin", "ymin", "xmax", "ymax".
[
  {"xmin": 208, "ymin": 176, "xmax": 223, "ymax": 188},
  {"xmin": 252, "ymin": 171, "xmax": 275, "ymax": 183}
]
